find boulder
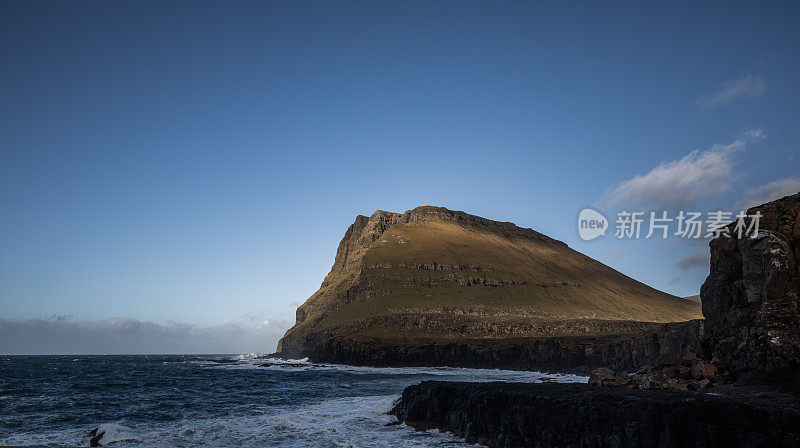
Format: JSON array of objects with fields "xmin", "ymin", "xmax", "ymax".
[
  {"xmin": 690, "ymin": 358, "xmax": 704, "ymax": 379},
  {"xmin": 588, "ymin": 349, "xmax": 728, "ymax": 391},
  {"xmin": 680, "ymin": 351, "xmax": 697, "ymax": 367},
  {"xmin": 588, "ymin": 367, "xmax": 616, "ymax": 387},
  {"xmin": 88, "ymin": 427, "xmax": 104, "ymax": 447},
  {"xmin": 701, "ymin": 361, "xmax": 718, "ymax": 379}
]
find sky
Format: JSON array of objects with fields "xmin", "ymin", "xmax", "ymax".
[{"xmin": 1, "ymin": 1, "xmax": 799, "ymax": 354}]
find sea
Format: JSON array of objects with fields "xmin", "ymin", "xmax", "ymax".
[{"xmin": 0, "ymin": 355, "xmax": 586, "ymax": 447}]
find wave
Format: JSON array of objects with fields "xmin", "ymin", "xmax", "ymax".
[
  {"xmin": 0, "ymin": 354, "xmax": 586, "ymax": 447},
  {"xmin": 211, "ymin": 354, "xmax": 588, "ymax": 383},
  {"xmin": 3, "ymin": 395, "xmax": 462, "ymax": 448}
]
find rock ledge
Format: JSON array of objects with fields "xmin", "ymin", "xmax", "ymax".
[{"xmin": 391, "ymin": 381, "xmax": 800, "ymax": 448}]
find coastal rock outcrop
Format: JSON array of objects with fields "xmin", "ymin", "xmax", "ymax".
[
  {"xmin": 391, "ymin": 381, "xmax": 800, "ymax": 448},
  {"xmin": 88, "ymin": 427, "xmax": 105, "ymax": 447},
  {"xmin": 701, "ymin": 192, "xmax": 800, "ymax": 373}
]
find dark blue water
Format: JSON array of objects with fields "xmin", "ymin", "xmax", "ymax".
[{"xmin": 0, "ymin": 355, "xmax": 585, "ymax": 447}]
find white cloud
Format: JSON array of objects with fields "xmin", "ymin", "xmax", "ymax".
[
  {"xmin": 734, "ymin": 178, "xmax": 800, "ymax": 211},
  {"xmin": 0, "ymin": 317, "xmax": 292, "ymax": 355},
  {"xmin": 696, "ymin": 75, "xmax": 766, "ymax": 110},
  {"xmin": 604, "ymin": 129, "xmax": 765, "ymax": 210}
]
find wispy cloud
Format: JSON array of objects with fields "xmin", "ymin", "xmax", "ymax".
[
  {"xmin": 604, "ymin": 129, "xmax": 765, "ymax": 210},
  {"xmin": 0, "ymin": 317, "xmax": 291, "ymax": 355},
  {"xmin": 696, "ymin": 75, "xmax": 766, "ymax": 110},
  {"xmin": 675, "ymin": 247, "xmax": 710, "ymax": 271},
  {"xmin": 734, "ymin": 178, "xmax": 800, "ymax": 211}
]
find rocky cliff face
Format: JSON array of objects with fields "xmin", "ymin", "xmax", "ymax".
[
  {"xmin": 701, "ymin": 192, "xmax": 800, "ymax": 373},
  {"xmin": 287, "ymin": 211, "xmax": 404, "ymax": 334},
  {"xmin": 300, "ymin": 319, "xmax": 703, "ymax": 373}
]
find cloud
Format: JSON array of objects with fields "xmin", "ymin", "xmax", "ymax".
[
  {"xmin": 0, "ymin": 317, "xmax": 292, "ymax": 355},
  {"xmin": 734, "ymin": 178, "xmax": 800, "ymax": 211},
  {"xmin": 696, "ymin": 75, "xmax": 766, "ymax": 110},
  {"xmin": 675, "ymin": 247, "xmax": 710, "ymax": 271},
  {"xmin": 604, "ymin": 129, "xmax": 765, "ymax": 210},
  {"xmin": 38, "ymin": 314, "xmax": 74, "ymax": 321}
]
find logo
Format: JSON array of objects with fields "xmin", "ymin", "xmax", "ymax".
[{"xmin": 578, "ymin": 208, "xmax": 608, "ymax": 241}]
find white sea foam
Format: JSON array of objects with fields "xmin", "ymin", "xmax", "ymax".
[
  {"xmin": 93, "ymin": 423, "xmax": 137, "ymax": 445},
  {"xmin": 84, "ymin": 395, "xmax": 463, "ymax": 448},
  {"xmin": 222, "ymin": 354, "xmax": 588, "ymax": 383}
]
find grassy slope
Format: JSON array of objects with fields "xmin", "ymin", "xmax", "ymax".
[{"xmin": 314, "ymin": 218, "xmax": 701, "ymax": 338}]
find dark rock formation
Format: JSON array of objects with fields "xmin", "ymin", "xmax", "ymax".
[
  {"xmin": 391, "ymin": 381, "xmax": 800, "ymax": 448},
  {"xmin": 88, "ymin": 427, "xmax": 104, "ymax": 447},
  {"xmin": 702, "ymin": 192, "xmax": 800, "ymax": 373},
  {"xmin": 282, "ymin": 319, "xmax": 703, "ymax": 374}
]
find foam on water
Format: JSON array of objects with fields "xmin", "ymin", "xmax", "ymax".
[{"xmin": 244, "ymin": 356, "xmax": 587, "ymax": 383}]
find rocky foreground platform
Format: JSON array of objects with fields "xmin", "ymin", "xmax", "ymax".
[{"xmin": 391, "ymin": 380, "xmax": 800, "ymax": 448}]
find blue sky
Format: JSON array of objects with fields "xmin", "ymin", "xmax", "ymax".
[{"xmin": 1, "ymin": 1, "xmax": 799, "ymax": 353}]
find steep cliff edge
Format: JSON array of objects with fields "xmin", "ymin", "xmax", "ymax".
[
  {"xmin": 702, "ymin": 192, "xmax": 800, "ymax": 373},
  {"xmin": 276, "ymin": 206, "xmax": 701, "ymax": 367},
  {"xmin": 294, "ymin": 319, "xmax": 704, "ymax": 373}
]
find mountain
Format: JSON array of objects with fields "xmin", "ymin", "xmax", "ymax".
[{"xmin": 276, "ymin": 206, "xmax": 701, "ymax": 359}]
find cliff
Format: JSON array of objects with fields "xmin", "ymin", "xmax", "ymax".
[
  {"xmin": 298, "ymin": 319, "xmax": 703, "ymax": 373},
  {"xmin": 702, "ymin": 192, "xmax": 800, "ymax": 373}
]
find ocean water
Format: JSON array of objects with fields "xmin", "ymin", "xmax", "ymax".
[{"xmin": 0, "ymin": 355, "xmax": 585, "ymax": 447}]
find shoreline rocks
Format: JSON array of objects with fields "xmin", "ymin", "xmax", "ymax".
[
  {"xmin": 88, "ymin": 427, "xmax": 104, "ymax": 447},
  {"xmin": 588, "ymin": 350, "xmax": 732, "ymax": 391},
  {"xmin": 391, "ymin": 381, "xmax": 800, "ymax": 448}
]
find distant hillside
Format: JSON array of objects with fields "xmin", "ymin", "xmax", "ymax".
[
  {"xmin": 277, "ymin": 206, "xmax": 701, "ymax": 356},
  {"xmin": 684, "ymin": 295, "xmax": 702, "ymax": 303}
]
